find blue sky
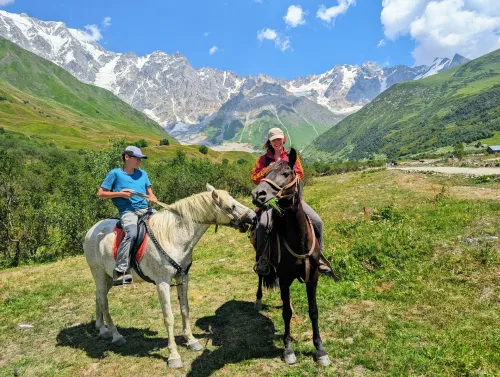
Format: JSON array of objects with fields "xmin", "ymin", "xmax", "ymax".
[{"xmin": 2, "ymin": 0, "xmax": 500, "ymax": 79}]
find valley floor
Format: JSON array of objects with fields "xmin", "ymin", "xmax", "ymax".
[
  {"xmin": 0, "ymin": 169, "xmax": 499, "ymax": 377},
  {"xmin": 392, "ymin": 165, "xmax": 500, "ymax": 176}
]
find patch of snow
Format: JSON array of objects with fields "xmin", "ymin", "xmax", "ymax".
[
  {"xmin": 136, "ymin": 55, "xmax": 148, "ymax": 70},
  {"xmin": 64, "ymin": 50, "xmax": 74, "ymax": 64},
  {"xmin": 414, "ymin": 58, "xmax": 449, "ymax": 80},
  {"xmin": 380, "ymin": 77, "xmax": 387, "ymax": 93},
  {"xmin": 341, "ymin": 66, "xmax": 357, "ymax": 91},
  {"xmin": 143, "ymin": 109, "xmax": 162, "ymax": 124},
  {"xmin": 95, "ymin": 55, "xmax": 120, "ymax": 92}
]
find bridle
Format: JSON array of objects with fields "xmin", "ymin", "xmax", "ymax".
[
  {"xmin": 260, "ymin": 169, "xmax": 300, "ymax": 209},
  {"xmin": 211, "ymin": 190, "xmax": 253, "ymax": 230}
]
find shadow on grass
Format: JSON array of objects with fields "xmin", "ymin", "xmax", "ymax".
[
  {"xmin": 55, "ymin": 300, "xmax": 281, "ymax": 373},
  {"xmin": 56, "ymin": 323, "xmax": 171, "ymax": 361},
  {"xmin": 188, "ymin": 300, "xmax": 281, "ymax": 377}
]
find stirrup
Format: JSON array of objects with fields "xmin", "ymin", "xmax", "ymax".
[{"xmin": 113, "ymin": 270, "xmax": 133, "ymax": 286}]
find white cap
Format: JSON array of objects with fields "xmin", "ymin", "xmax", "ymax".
[
  {"xmin": 123, "ymin": 145, "xmax": 147, "ymax": 159},
  {"xmin": 268, "ymin": 127, "xmax": 285, "ymax": 141}
]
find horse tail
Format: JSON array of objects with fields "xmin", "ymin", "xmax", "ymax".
[{"xmin": 262, "ymin": 266, "xmax": 279, "ymax": 289}]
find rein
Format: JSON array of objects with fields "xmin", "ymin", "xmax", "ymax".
[
  {"xmin": 260, "ymin": 175, "xmax": 299, "ymax": 202},
  {"xmin": 133, "ymin": 190, "xmax": 251, "ymax": 282}
]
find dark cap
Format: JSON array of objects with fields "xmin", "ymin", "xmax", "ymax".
[{"xmin": 123, "ymin": 145, "xmax": 147, "ymax": 159}]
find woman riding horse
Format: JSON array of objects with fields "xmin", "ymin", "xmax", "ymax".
[
  {"xmin": 251, "ymin": 150, "xmax": 331, "ymax": 366},
  {"xmin": 251, "ymin": 127, "xmax": 331, "ymax": 276}
]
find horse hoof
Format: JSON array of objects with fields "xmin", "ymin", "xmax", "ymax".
[
  {"xmin": 188, "ymin": 341, "xmax": 203, "ymax": 351},
  {"xmin": 254, "ymin": 300, "xmax": 263, "ymax": 311},
  {"xmin": 317, "ymin": 355, "xmax": 331, "ymax": 366},
  {"xmin": 168, "ymin": 358, "xmax": 183, "ymax": 369},
  {"xmin": 99, "ymin": 329, "xmax": 112, "ymax": 340},
  {"xmin": 112, "ymin": 336, "xmax": 126, "ymax": 346},
  {"xmin": 283, "ymin": 351, "xmax": 297, "ymax": 365}
]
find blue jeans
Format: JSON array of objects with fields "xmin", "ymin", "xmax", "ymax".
[{"xmin": 115, "ymin": 207, "xmax": 155, "ymax": 273}]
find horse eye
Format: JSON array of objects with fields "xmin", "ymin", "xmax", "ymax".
[{"xmin": 232, "ymin": 205, "xmax": 236, "ymax": 210}]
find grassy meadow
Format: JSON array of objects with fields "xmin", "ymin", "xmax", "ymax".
[{"xmin": 0, "ymin": 169, "xmax": 499, "ymax": 377}]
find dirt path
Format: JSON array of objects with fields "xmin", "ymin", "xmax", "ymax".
[{"xmin": 392, "ymin": 166, "xmax": 500, "ymax": 175}]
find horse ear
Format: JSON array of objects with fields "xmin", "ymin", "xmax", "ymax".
[
  {"xmin": 212, "ymin": 189, "xmax": 220, "ymax": 203},
  {"xmin": 206, "ymin": 183, "xmax": 215, "ymax": 192},
  {"xmin": 289, "ymin": 148, "xmax": 297, "ymax": 170}
]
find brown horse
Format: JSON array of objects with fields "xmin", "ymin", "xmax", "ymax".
[{"xmin": 251, "ymin": 149, "xmax": 330, "ymax": 366}]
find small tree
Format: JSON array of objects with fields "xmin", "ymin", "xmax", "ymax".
[
  {"xmin": 160, "ymin": 138, "xmax": 170, "ymax": 146},
  {"xmin": 135, "ymin": 139, "xmax": 148, "ymax": 148},
  {"xmin": 199, "ymin": 145, "xmax": 209, "ymax": 155},
  {"xmin": 453, "ymin": 143, "xmax": 465, "ymax": 159}
]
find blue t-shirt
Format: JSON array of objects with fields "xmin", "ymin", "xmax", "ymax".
[{"xmin": 101, "ymin": 168, "xmax": 152, "ymax": 216}]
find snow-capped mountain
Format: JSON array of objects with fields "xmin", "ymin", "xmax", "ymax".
[
  {"xmin": 414, "ymin": 54, "xmax": 470, "ymax": 80},
  {"xmin": 0, "ymin": 10, "xmax": 470, "ymax": 150}
]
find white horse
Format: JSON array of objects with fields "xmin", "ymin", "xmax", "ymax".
[{"xmin": 83, "ymin": 184, "xmax": 256, "ymax": 368}]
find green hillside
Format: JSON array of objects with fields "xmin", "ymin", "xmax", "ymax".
[
  {"xmin": 306, "ymin": 49, "xmax": 500, "ymax": 161},
  {"xmin": 0, "ymin": 37, "xmax": 173, "ymax": 149},
  {"xmin": 202, "ymin": 83, "xmax": 342, "ymax": 150}
]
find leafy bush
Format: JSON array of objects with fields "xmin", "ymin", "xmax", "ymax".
[
  {"xmin": 199, "ymin": 145, "xmax": 209, "ymax": 154},
  {"xmin": 0, "ymin": 137, "xmax": 253, "ymax": 268},
  {"xmin": 134, "ymin": 139, "xmax": 148, "ymax": 148},
  {"xmin": 160, "ymin": 138, "xmax": 170, "ymax": 146}
]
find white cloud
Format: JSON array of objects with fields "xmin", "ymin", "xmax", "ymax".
[
  {"xmin": 209, "ymin": 46, "xmax": 219, "ymax": 55},
  {"xmin": 381, "ymin": 0, "xmax": 500, "ymax": 65},
  {"xmin": 257, "ymin": 28, "xmax": 278, "ymax": 41},
  {"xmin": 377, "ymin": 39, "xmax": 386, "ymax": 48},
  {"xmin": 203, "ymin": 32, "xmax": 210, "ymax": 37},
  {"xmin": 257, "ymin": 28, "xmax": 291, "ymax": 51},
  {"xmin": 317, "ymin": 0, "xmax": 356, "ymax": 24},
  {"xmin": 284, "ymin": 5, "xmax": 306, "ymax": 28},
  {"xmin": 82, "ymin": 24, "xmax": 103, "ymax": 42},
  {"xmin": 0, "ymin": 0, "xmax": 14, "ymax": 6},
  {"xmin": 102, "ymin": 17, "xmax": 111, "ymax": 28}
]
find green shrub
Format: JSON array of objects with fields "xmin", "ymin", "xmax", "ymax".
[
  {"xmin": 160, "ymin": 138, "xmax": 170, "ymax": 146},
  {"xmin": 199, "ymin": 145, "xmax": 209, "ymax": 154},
  {"xmin": 134, "ymin": 139, "xmax": 148, "ymax": 148},
  {"xmin": 0, "ymin": 140, "xmax": 253, "ymax": 268}
]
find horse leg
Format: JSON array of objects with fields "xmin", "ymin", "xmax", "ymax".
[
  {"xmin": 280, "ymin": 277, "xmax": 296, "ymax": 364},
  {"xmin": 306, "ymin": 278, "xmax": 330, "ymax": 366},
  {"xmin": 92, "ymin": 268, "xmax": 125, "ymax": 345},
  {"xmin": 255, "ymin": 275, "xmax": 263, "ymax": 310},
  {"xmin": 175, "ymin": 275, "xmax": 203, "ymax": 352},
  {"xmin": 157, "ymin": 280, "xmax": 183, "ymax": 368}
]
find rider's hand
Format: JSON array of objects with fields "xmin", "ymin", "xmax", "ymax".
[
  {"xmin": 148, "ymin": 194, "xmax": 158, "ymax": 203},
  {"xmin": 121, "ymin": 189, "xmax": 134, "ymax": 199}
]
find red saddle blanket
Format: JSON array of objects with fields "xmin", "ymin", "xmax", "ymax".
[{"xmin": 113, "ymin": 226, "xmax": 149, "ymax": 263}]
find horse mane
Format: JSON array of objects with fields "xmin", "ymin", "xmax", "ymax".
[{"xmin": 148, "ymin": 190, "xmax": 231, "ymax": 245}]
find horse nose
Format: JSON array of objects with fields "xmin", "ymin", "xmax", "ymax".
[{"xmin": 252, "ymin": 189, "xmax": 267, "ymax": 206}]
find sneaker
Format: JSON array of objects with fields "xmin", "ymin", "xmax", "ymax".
[
  {"xmin": 318, "ymin": 262, "xmax": 332, "ymax": 276},
  {"xmin": 113, "ymin": 270, "xmax": 133, "ymax": 286}
]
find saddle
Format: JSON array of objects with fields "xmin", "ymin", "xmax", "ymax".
[{"xmin": 113, "ymin": 212, "xmax": 155, "ymax": 284}]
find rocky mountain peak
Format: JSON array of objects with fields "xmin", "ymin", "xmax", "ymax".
[{"xmin": 0, "ymin": 9, "xmax": 472, "ymax": 151}]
